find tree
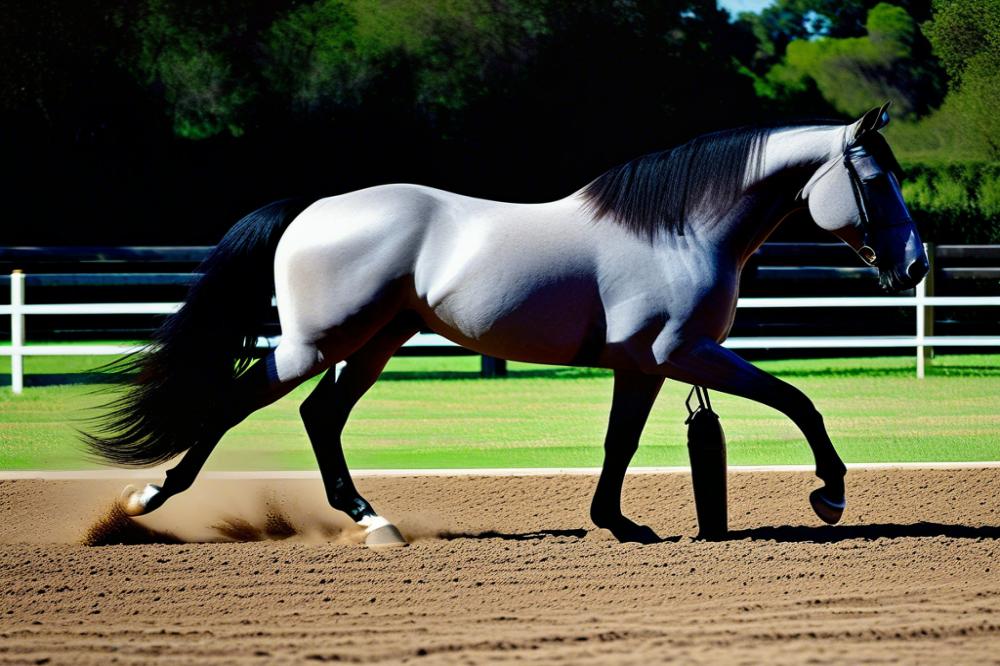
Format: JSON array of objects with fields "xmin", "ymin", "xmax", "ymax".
[
  {"xmin": 922, "ymin": 0, "xmax": 1000, "ymax": 156},
  {"xmin": 755, "ymin": 3, "xmax": 944, "ymax": 119},
  {"xmin": 123, "ymin": 0, "xmax": 275, "ymax": 139},
  {"xmin": 264, "ymin": 0, "xmax": 547, "ymax": 123},
  {"xmin": 0, "ymin": 0, "xmax": 765, "ymax": 242},
  {"xmin": 734, "ymin": 0, "xmax": 934, "ymax": 73}
]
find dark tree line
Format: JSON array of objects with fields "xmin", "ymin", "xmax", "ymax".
[{"xmin": 2, "ymin": 0, "xmax": 990, "ymax": 244}]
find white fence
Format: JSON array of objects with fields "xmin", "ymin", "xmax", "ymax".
[{"xmin": 3, "ymin": 266, "xmax": 1000, "ymax": 393}]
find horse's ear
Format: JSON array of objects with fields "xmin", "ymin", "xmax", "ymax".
[{"xmin": 851, "ymin": 101, "xmax": 892, "ymax": 144}]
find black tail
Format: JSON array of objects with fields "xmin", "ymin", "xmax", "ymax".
[{"xmin": 83, "ymin": 198, "xmax": 314, "ymax": 467}]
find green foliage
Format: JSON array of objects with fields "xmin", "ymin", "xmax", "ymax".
[
  {"xmin": 128, "ymin": 0, "xmax": 261, "ymax": 139},
  {"xmin": 889, "ymin": 0, "xmax": 1000, "ymax": 160},
  {"xmin": 8, "ymin": 0, "xmax": 1000, "ymax": 242},
  {"xmin": 979, "ymin": 173, "xmax": 1000, "ymax": 219},
  {"xmin": 733, "ymin": 0, "xmax": 933, "ymax": 74},
  {"xmin": 125, "ymin": 0, "xmax": 551, "ymax": 138},
  {"xmin": 902, "ymin": 161, "xmax": 1000, "ymax": 242},
  {"xmin": 344, "ymin": 0, "xmax": 548, "ymax": 116},
  {"xmin": 759, "ymin": 3, "xmax": 943, "ymax": 118},
  {"xmin": 264, "ymin": 1, "xmax": 364, "ymax": 112},
  {"xmin": 886, "ymin": 100, "xmax": 984, "ymax": 161},
  {"xmin": 918, "ymin": 0, "xmax": 1000, "ymax": 158},
  {"xmin": 922, "ymin": 0, "xmax": 1000, "ymax": 82}
]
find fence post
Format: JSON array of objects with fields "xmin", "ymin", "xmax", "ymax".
[
  {"xmin": 915, "ymin": 243, "xmax": 935, "ymax": 379},
  {"xmin": 924, "ymin": 243, "xmax": 935, "ymax": 373},
  {"xmin": 10, "ymin": 270, "xmax": 25, "ymax": 394}
]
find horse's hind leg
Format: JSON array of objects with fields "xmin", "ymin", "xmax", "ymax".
[
  {"xmin": 121, "ymin": 340, "xmax": 334, "ymax": 516},
  {"xmin": 591, "ymin": 369, "xmax": 664, "ymax": 543},
  {"xmin": 299, "ymin": 316, "xmax": 419, "ymax": 546},
  {"xmin": 659, "ymin": 337, "xmax": 847, "ymax": 524}
]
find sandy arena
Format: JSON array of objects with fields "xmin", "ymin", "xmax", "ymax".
[{"xmin": 1, "ymin": 467, "xmax": 998, "ymax": 664}]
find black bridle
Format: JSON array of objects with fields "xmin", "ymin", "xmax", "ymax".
[{"xmin": 842, "ymin": 137, "xmax": 910, "ymax": 267}]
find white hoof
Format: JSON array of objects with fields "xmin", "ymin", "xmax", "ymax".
[
  {"xmin": 120, "ymin": 484, "xmax": 162, "ymax": 517},
  {"xmin": 359, "ymin": 516, "xmax": 408, "ymax": 548}
]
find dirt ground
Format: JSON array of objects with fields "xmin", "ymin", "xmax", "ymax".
[{"xmin": 1, "ymin": 468, "xmax": 998, "ymax": 664}]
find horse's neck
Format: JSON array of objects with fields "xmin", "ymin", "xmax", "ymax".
[
  {"xmin": 760, "ymin": 125, "xmax": 847, "ymax": 181},
  {"xmin": 714, "ymin": 125, "xmax": 848, "ymax": 264}
]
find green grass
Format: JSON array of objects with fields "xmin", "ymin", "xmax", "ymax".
[{"xmin": 1, "ymin": 354, "xmax": 998, "ymax": 471}]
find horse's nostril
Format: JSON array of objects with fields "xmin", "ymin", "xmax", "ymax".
[{"xmin": 906, "ymin": 258, "xmax": 929, "ymax": 282}]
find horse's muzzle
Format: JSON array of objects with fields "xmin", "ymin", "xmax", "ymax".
[
  {"xmin": 906, "ymin": 256, "xmax": 929, "ymax": 284},
  {"xmin": 880, "ymin": 256, "xmax": 929, "ymax": 292}
]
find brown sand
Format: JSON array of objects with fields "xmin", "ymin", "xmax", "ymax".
[{"xmin": 1, "ymin": 468, "xmax": 998, "ymax": 664}]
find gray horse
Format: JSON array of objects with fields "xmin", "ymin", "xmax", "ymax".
[{"xmin": 88, "ymin": 104, "xmax": 927, "ymax": 546}]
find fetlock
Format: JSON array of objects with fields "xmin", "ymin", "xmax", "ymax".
[
  {"xmin": 329, "ymin": 493, "xmax": 374, "ymax": 521},
  {"xmin": 590, "ymin": 502, "xmax": 621, "ymax": 528}
]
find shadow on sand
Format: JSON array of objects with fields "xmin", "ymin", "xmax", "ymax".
[
  {"xmin": 444, "ymin": 523, "xmax": 684, "ymax": 545},
  {"xmin": 718, "ymin": 522, "xmax": 1000, "ymax": 543},
  {"xmin": 442, "ymin": 522, "xmax": 1000, "ymax": 546},
  {"xmin": 441, "ymin": 528, "xmax": 590, "ymax": 542}
]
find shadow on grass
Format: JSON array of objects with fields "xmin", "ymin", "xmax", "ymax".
[
  {"xmin": 719, "ymin": 522, "xmax": 1000, "ymax": 543},
  {"xmin": 4, "ymin": 360, "xmax": 997, "ymax": 388},
  {"xmin": 1, "ymin": 366, "xmax": 614, "ymax": 387},
  {"xmin": 770, "ymin": 364, "xmax": 1000, "ymax": 378},
  {"xmin": 0, "ymin": 372, "xmax": 115, "ymax": 387},
  {"xmin": 379, "ymin": 367, "xmax": 612, "ymax": 381}
]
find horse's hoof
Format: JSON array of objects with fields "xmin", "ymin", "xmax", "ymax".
[
  {"xmin": 365, "ymin": 523, "xmax": 408, "ymax": 549},
  {"xmin": 593, "ymin": 515, "xmax": 663, "ymax": 544},
  {"xmin": 120, "ymin": 485, "xmax": 145, "ymax": 516},
  {"xmin": 810, "ymin": 488, "xmax": 845, "ymax": 525},
  {"xmin": 120, "ymin": 484, "xmax": 161, "ymax": 517}
]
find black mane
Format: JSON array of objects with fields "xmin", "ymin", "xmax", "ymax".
[{"xmin": 581, "ymin": 120, "xmax": 842, "ymax": 239}]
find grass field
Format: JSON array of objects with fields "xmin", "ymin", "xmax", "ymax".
[{"xmin": 1, "ymin": 353, "xmax": 998, "ymax": 471}]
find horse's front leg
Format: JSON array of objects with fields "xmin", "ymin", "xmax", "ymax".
[
  {"xmin": 660, "ymin": 337, "xmax": 847, "ymax": 524},
  {"xmin": 591, "ymin": 369, "xmax": 664, "ymax": 543}
]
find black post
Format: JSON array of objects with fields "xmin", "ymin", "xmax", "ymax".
[
  {"xmin": 480, "ymin": 355, "xmax": 507, "ymax": 378},
  {"xmin": 686, "ymin": 389, "xmax": 728, "ymax": 538}
]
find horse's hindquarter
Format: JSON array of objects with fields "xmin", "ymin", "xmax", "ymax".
[{"xmin": 274, "ymin": 186, "xmax": 434, "ymax": 344}]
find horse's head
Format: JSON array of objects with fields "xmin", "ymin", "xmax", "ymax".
[{"xmin": 800, "ymin": 103, "xmax": 928, "ymax": 292}]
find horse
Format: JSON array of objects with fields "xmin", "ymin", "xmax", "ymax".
[{"xmin": 87, "ymin": 103, "xmax": 928, "ymax": 546}]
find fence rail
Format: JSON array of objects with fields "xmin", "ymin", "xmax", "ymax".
[{"xmin": 4, "ymin": 243, "xmax": 1000, "ymax": 392}]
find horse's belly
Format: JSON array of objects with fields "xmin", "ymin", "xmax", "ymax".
[{"xmin": 420, "ymin": 274, "xmax": 603, "ymax": 365}]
